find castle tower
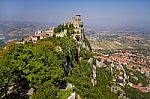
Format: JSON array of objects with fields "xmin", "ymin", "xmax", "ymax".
[
  {"xmin": 72, "ymin": 14, "xmax": 83, "ymax": 29},
  {"xmin": 71, "ymin": 14, "xmax": 84, "ymax": 40}
]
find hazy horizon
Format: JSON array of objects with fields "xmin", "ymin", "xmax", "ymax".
[{"xmin": 0, "ymin": 0, "xmax": 150, "ymax": 26}]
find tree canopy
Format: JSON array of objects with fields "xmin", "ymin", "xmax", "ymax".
[{"xmin": 0, "ymin": 36, "xmax": 118, "ymax": 99}]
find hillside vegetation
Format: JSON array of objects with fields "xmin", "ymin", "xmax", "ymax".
[
  {"xmin": 0, "ymin": 35, "xmax": 117, "ymax": 99},
  {"xmin": 0, "ymin": 15, "xmax": 118, "ymax": 99}
]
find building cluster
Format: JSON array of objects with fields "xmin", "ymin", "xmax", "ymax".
[
  {"xmin": 128, "ymin": 82, "xmax": 150, "ymax": 92},
  {"xmin": 17, "ymin": 28, "xmax": 54, "ymax": 44},
  {"xmin": 17, "ymin": 14, "xmax": 84, "ymax": 44},
  {"xmin": 95, "ymin": 51, "xmax": 150, "ymax": 77},
  {"xmin": 94, "ymin": 50, "xmax": 150, "ymax": 92}
]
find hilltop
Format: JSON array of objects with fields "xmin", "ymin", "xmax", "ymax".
[{"xmin": 0, "ymin": 15, "xmax": 117, "ymax": 99}]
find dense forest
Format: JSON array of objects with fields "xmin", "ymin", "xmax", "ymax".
[{"xmin": 0, "ymin": 33, "xmax": 118, "ymax": 99}]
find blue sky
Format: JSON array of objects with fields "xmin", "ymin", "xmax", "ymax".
[{"xmin": 0, "ymin": 0, "xmax": 150, "ymax": 26}]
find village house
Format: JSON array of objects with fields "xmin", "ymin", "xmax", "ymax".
[{"xmin": 128, "ymin": 82, "xmax": 150, "ymax": 92}]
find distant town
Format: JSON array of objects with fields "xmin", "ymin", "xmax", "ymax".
[{"xmin": 87, "ymin": 28, "xmax": 150, "ymax": 94}]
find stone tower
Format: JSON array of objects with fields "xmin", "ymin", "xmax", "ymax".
[{"xmin": 71, "ymin": 14, "xmax": 84, "ymax": 40}]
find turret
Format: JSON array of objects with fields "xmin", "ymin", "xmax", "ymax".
[
  {"xmin": 71, "ymin": 14, "xmax": 85, "ymax": 40},
  {"xmin": 72, "ymin": 14, "xmax": 83, "ymax": 29}
]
